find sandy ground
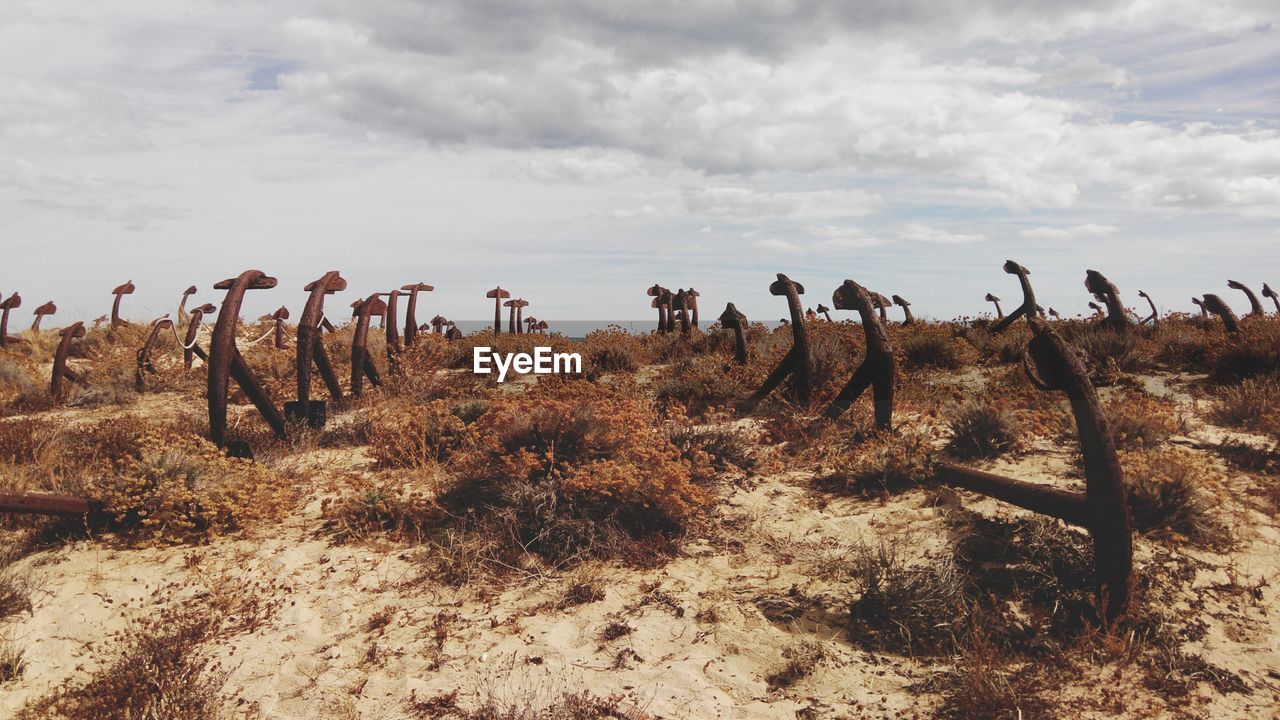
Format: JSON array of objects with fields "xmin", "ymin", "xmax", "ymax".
[{"xmin": 2, "ymin": 369, "xmax": 1279, "ymax": 719}]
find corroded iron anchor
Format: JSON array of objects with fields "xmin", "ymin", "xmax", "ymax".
[
  {"xmin": 208, "ymin": 270, "xmax": 288, "ymax": 454},
  {"xmin": 738, "ymin": 274, "xmax": 813, "ymax": 412}
]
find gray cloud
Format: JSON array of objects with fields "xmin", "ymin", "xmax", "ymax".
[{"xmin": 2, "ymin": 0, "xmax": 1278, "ymax": 323}]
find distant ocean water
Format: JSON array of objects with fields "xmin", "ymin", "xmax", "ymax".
[{"xmin": 443, "ymin": 320, "xmax": 785, "ymax": 340}]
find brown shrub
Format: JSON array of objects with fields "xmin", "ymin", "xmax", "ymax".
[
  {"xmin": 1104, "ymin": 391, "xmax": 1182, "ymax": 449},
  {"xmin": 581, "ymin": 327, "xmax": 643, "ymax": 375},
  {"xmin": 1208, "ymin": 319, "xmax": 1280, "ymax": 381},
  {"xmin": 1209, "ymin": 375, "xmax": 1280, "ymax": 438},
  {"xmin": 369, "ymin": 399, "xmax": 478, "ymax": 469},
  {"xmin": 818, "ymin": 430, "xmax": 936, "ymax": 496},
  {"xmin": 1120, "ymin": 447, "xmax": 1225, "ymax": 544},
  {"xmin": 84, "ymin": 428, "xmax": 294, "ymax": 542},
  {"xmin": 438, "ymin": 382, "xmax": 710, "ymax": 564},
  {"xmin": 946, "ymin": 399, "xmax": 1020, "ymax": 459},
  {"xmin": 897, "ymin": 325, "xmax": 975, "ymax": 370}
]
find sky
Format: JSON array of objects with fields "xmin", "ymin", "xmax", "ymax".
[{"xmin": 2, "ymin": 1, "xmax": 1279, "ymax": 326}]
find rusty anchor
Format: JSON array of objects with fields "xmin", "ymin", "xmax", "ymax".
[
  {"xmin": 135, "ymin": 316, "xmax": 174, "ymax": 391},
  {"xmin": 1201, "ymin": 293, "xmax": 1240, "ymax": 333},
  {"xmin": 503, "ymin": 297, "xmax": 520, "ymax": 335},
  {"xmin": 869, "ymin": 292, "xmax": 891, "ymax": 323},
  {"xmin": 985, "ymin": 293, "xmax": 1004, "ymax": 319},
  {"xmin": 183, "ymin": 303, "xmax": 216, "ymax": 369},
  {"xmin": 718, "ymin": 302, "xmax": 749, "ymax": 364},
  {"xmin": 350, "ymin": 293, "xmax": 387, "ymax": 396},
  {"xmin": 890, "ymin": 295, "xmax": 914, "ymax": 326},
  {"xmin": 30, "ymin": 301, "xmax": 56, "ymax": 332},
  {"xmin": 400, "ymin": 283, "xmax": 434, "ymax": 347},
  {"xmin": 673, "ymin": 290, "xmax": 692, "ymax": 337},
  {"xmin": 208, "ymin": 270, "xmax": 288, "ymax": 451},
  {"xmin": 178, "ymin": 285, "xmax": 198, "ymax": 322},
  {"xmin": 51, "ymin": 321, "xmax": 87, "ymax": 400},
  {"xmin": 1085, "ymin": 270, "xmax": 1131, "ymax": 329},
  {"xmin": 935, "ymin": 315, "xmax": 1133, "ymax": 621},
  {"xmin": 0, "ymin": 293, "xmax": 21, "ymax": 346},
  {"xmin": 111, "ymin": 281, "xmax": 135, "ymax": 328},
  {"xmin": 383, "ymin": 290, "xmax": 402, "ymax": 367},
  {"xmin": 1227, "ymin": 280, "xmax": 1264, "ymax": 318},
  {"xmin": 285, "ymin": 271, "xmax": 346, "ymax": 427},
  {"xmin": 513, "ymin": 299, "xmax": 529, "ymax": 335},
  {"xmin": 685, "ymin": 288, "xmax": 701, "ymax": 328},
  {"xmin": 738, "ymin": 274, "xmax": 813, "ymax": 412},
  {"xmin": 822, "ymin": 280, "xmax": 895, "ymax": 428},
  {"xmin": 990, "ymin": 261, "xmax": 1042, "ymax": 334},
  {"xmin": 269, "ymin": 307, "xmax": 290, "ymax": 350},
  {"xmin": 1137, "ymin": 291, "xmax": 1158, "ymax": 325},
  {"xmin": 486, "ymin": 287, "xmax": 511, "ymax": 334},
  {"xmin": 647, "ymin": 285, "xmax": 673, "ymax": 333}
]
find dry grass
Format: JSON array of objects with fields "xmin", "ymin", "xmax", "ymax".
[
  {"xmin": 765, "ymin": 640, "xmax": 828, "ymax": 690},
  {"xmin": 847, "ymin": 542, "xmax": 967, "ymax": 656},
  {"xmin": 20, "ymin": 572, "xmax": 275, "ymax": 719},
  {"xmin": 368, "ymin": 398, "xmax": 478, "ymax": 469},
  {"xmin": 1105, "ymin": 391, "xmax": 1183, "ymax": 449},
  {"xmin": 409, "ymin": 689, "xmax": 650, "ymax": 720},
  {"xmin": 1207, "ymin": 320, "xmax": 1280, "ymax": 381},
  {"xmin": 817, "ymin": 430, "xmax": 936, "ymax": 496},
  {"xmin": 21, "ymin": 608, "xmax": 223, "ymax": 720},
  {"xmin": 946, "ymin": 399, "xmax": 1020, "ymax": 459},
  {"xmin": 0, "ymin": 633, "xmax": 25, "ymax": 683},
  {"xmin": 1120, "ymin": 447, "xmax": 1227, "ymax": 545},
  {"xmin": 1209, "ymin": 375, "xmax": 1280, "ymax": 438},
  {"xmin": 899, "ymin": 327, "xmax": 972, "ymax": 370}
]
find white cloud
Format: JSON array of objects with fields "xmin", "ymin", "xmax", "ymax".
[
  {"xmin": 755, "ymin": 238, "xmax": 803, "ymax": 254},
  {"xmin": 682, "ymin": 187, "xmax": 881, "ymax": 219},
  {"xmin": 1019, "ymin": 223, "xmax": 1118, "ymax": 240},
  {"xmin": 2, "ymin": 0, "xmax": 1279, "ymax": 322},
  {"xmin": 900, "ymin": 223, "xmax": 987, "ymax": 244}
]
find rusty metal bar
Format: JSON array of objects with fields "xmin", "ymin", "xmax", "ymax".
[
  {"xmin": 401, "ymin": 282, "xmax": 434, "ymax": 347},
  {"xmin": 718, "ymin": 302, "xmax": 748, "ymax": 364},
  {"xmin": 486, "ymin": 287, "xmax": 510, "ymax": 334},
  {"xmin": 0, "ymin": 292, "xmax": 21, "ymax": 346},
  {"xmin": 350, "ymin": 293, "xmax": 386, "ymax": 396},
  {"xmin": 1227, "ymin": 280, "xmax": 1264, "ymax": 318},
  {"xmin": 51, "ymin": 321, "xmax": 86, "ymax": 400},
  {"xmin": 111, "ymin": 281, "xmax": 135, "ymax": 328},
  {"xmin": 739, "ymin": 274, "xmax": 811, "ymax": 412},
  {"xmin": 208, "ymin": 270, "xmax": 287, "ymax": 448},
  {"xmin": 183, "ymin": 303, "xmax": 215, "ymax": 369},
  {"xmin": 0, "ymin": 493, "xmax": 91, "ymax": 516},
  {"xmin": 824, "ymin": 279, "xmax": 894, "ymax": 429},
  {"xmin": 934, "ymin": 463, "xmax": 1089, "ymax": 526},
  {"xmin": 30, "ymin": 301, "xmax": 56, "ymax": 331}
]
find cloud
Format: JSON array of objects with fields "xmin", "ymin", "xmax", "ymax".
[
  {"xmin": 1019, "ymin": 223, "xmax": 1118, "ymax": 240},
  {"xmin": 900, "ymin": 223, "xmax": 986, "ymax": 244},
  {"xmin": 2, "ymin": 0, "xmax": 1279, "ymax": 322},
  {"xmin": 754, "ymin": 238, "xmax": 803, "ymax": 254},
  {"xmin": 274, "ymin": 5, "xmax": 1280, "ymax": 213},
  {"xmin": 682, "ymin": 187, "xmax": 881, "ymax": 219}
]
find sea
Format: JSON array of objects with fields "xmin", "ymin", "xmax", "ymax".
[{"xmin": 440, "ymin": 320, "xmax": 785, "ymax": 341}]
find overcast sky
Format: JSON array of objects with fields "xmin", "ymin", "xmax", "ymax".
[{"xmin": 2, "ymin": 1, "xmax": 1278, "ymax": 326}]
